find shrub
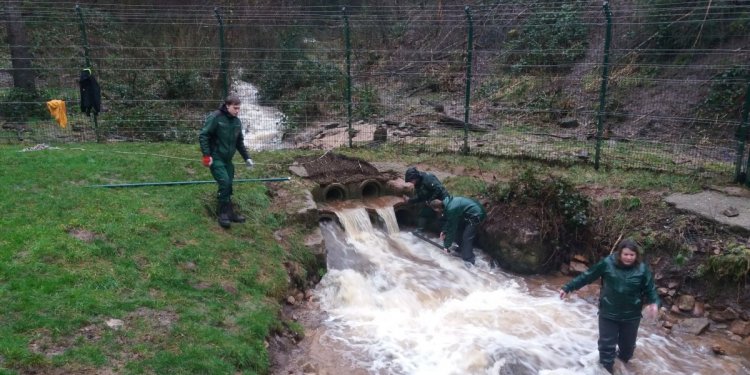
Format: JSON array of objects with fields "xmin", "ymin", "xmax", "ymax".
[
  {"xmin": 636, "ymin": 0, "xmax": 750, "ymax": 61},
  {"xmin": 700, "ymin": 243, "xmax": 750, "ymax": 284},
  {"xmin": 353, "ymin": 86, "xmax": 381, "ymax": 120},
  {"xmin": 528, "ymin": 88, "xmax": 576, "ymax": 121},
  {"xmin": 501, "ymin": 2, "xmax": 588, "ymax": 72},
  {"xmin": 253, "ymin": 33, "xmax": 343, "ymax": 104},
  {"xmin": 248, "ymin": 32, "xmax": 344, "ymax": 133},
  {"xmin": 279, "ymin": 87, "xmax": 322, "ymax": 131},
  {"xmin": 161, "ymin": 70, "xmax": 211, "ymax": 103},
  {"xmin": 488, "ymin": 168, "xmax": 590, "ymax": 230},
  {"xmin": 0, "ymin": 88, "xmax": 49, "ymax": 122},
  {"xmin": 698, "ymin": 66, "xmax": 748, "ymax": 122}
]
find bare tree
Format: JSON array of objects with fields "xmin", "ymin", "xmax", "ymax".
[{"xmin": 4, "ymin": 1, "xmax": 36, "ymax": 91}]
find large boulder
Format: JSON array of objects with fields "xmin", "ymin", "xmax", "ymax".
[{"xmin": 478, "ymin": 203, "xmax": 557, "ymax": 274}]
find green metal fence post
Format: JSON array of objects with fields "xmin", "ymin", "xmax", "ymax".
[
  {"xmin": 462, "ymin": 6, "xmax": 474, "ymax": 155},
  {"xmin": 738, "ymin": 81, "xmax": 750, "ymax": 185},
  {"xmin": 594, "ymin": 2, "xmax": 613, "ymax": 170},
  {"xmin": 342, "ymin": 7, "xmax": 353, "ymax": 148},
  {"xmin": 75, "ymin": 5, "xmax": 91, "ymax": 68},
  {"xmin": 214, "ymin": 7, "xmax": 229, "ymax": 98},
  {"xmin": 75, "ymin": 4, "xmax": 99, "ymax": 143}
]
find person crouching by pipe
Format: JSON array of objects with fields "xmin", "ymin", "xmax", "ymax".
[{"xmin": 429, "ymin": 196, "xmax": 486, "ymax": 265}]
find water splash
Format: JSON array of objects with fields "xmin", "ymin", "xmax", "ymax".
[
  {"xmin": 233, "ymin": 80, "xmax": 284, "ymax": 151},
  {"xmin": 314, "ymin": 203, "xmax": 750, "ymax": 375}
]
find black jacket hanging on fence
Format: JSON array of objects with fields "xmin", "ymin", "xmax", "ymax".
[{"xmin": 79, "ymin": 68, "xmax": 101, "ymax": 116}]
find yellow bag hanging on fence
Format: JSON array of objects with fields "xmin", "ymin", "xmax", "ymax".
[{"xmin": 46, "ymin": 99, "xmax": 67, "ymax": 128}]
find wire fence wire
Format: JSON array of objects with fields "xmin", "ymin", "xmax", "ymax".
[{"xmin": 1, "ymin": 1, "xmax": 749, "ymax": 179}]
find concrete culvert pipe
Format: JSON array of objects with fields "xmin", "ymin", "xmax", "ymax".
[
  {"xmin": 323, "ymin": 183, "xmax": 347, "ymax": 202},
  {"xmin": 359, "ymin": 179, "xmax": 382, "ymax": 199}
]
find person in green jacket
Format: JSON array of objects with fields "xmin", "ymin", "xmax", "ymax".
[
  {"xmin": 199, "ymin": 95, "xmax": 254, "ymax": 229},
  {"xmin": 559, "ymin": 238, "xmax": 659, "ymax": 374},
  {"xmin": 403, "ymin": 167, "xmax": 450, "ymax": 232},
  {"xmin": 429, "ymin": 195, "xmax": 486, "ymax": 265}
]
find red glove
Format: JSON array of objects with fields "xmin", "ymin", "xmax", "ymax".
[{"xmin": 202, "ymin": 155, "xmax": 212, "ymax": 167}]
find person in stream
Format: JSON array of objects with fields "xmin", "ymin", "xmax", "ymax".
[
  {"xmin": 199, "ymin": 94, "xmax": 254, "ymax": 229},
  {"xmin": 559, "ymin": 238, "xmax": 660, "ymax": 374},
  {"xmin": 403, "ymin": 167, "xmax": 450, "ymax": 233},
  {"xmin": 428, "ymin": 195, "xmax": 486, "ymax": 265}
]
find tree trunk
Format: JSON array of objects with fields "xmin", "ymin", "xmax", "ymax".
[{"xmin": 4, "ymin": 1, "xmax": 36, "ymax": 91}]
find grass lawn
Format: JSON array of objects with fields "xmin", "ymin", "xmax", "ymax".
[{"xmin": 0, "ymin": 142, "xmax": 313, "ymax": 374}]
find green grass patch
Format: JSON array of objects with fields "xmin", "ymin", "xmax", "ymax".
[
  {"xmin": 0, "ymin": 142, "xmax": 306, "ymax": 374},
  {"xmin": 443, "ymin": 176, "xmax": 488, "ymax": 198}
]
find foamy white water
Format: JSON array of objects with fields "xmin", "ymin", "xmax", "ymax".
[
  {"xmin": 314, "ymin": 205, "xmax": 750, "ymax": 375},
  {"xmin": 233, "ymin": 80, "xmax": 284, "ymax": 150}
]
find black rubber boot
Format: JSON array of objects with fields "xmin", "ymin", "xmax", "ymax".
[
  {"xmin": 229, "ymin": 202, "xmax": 246, "ymax": 223},
  {"xmin": 218, "ymin": 202, "xmax": 231, "ymax": 229},
  {"xmin": 415, "ymin": 217, "xmax": 427, "ymax": 233}
]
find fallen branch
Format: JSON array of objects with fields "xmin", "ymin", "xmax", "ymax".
[
  {"xmin": 610, "ymin": 232, "xmax": 624, "ymax": 254},
  {"xmin": 437, "ymin": 114, "xmax": 489, "ymax": 132},
  {"xmin": 530, "ymin": 132, "xmax": 576, "ymax": 140}
]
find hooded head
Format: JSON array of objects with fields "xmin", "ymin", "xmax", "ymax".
[
  {"xmin": 80, "ymin": 68, "xmax": 93, "ymax": 81},
  {"xmin": 405, "ymin": 167, "xmax": 420, "ymax": 183}
]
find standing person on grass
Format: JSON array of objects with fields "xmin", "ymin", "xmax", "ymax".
[
  {"xmin": 559, "ymin": 238, "xmax": 660, "ymax": 374},
  {"xmin": 199, "ymin": 94, "xmax": 254, "ymax": 229}
]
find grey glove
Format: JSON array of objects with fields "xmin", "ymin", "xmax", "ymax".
[{"xmin": 245, "ymin": 158, "xmax": 254, "ymax": 169}]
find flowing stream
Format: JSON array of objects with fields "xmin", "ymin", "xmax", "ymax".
[
  {"xmin": 301, "ymin": 199, "xmax": 750, "ymax": 375},
  {"xmin": 233, "ymin": 80, "xmax": 284, "ymax": 150}
]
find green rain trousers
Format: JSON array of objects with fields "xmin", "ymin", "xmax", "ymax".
[{"xmin": 210, "ymin": 159, "xmax": 235, "ymax": 203}]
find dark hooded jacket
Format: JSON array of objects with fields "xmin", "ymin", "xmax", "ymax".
[
  {"xmin": 406, "ymin": 169, "xmax": 450, "ymax": 204},
  {"xmin": 562, "ymin": 254, "xmax": 659, "ymax": 321},
  {"xmin": 79, "ymin": 68, "xmax": 101, "ymax": 116},
  {"xmin": 199, "ymin": 105, "xmax": 250, "ymax": 163},
  {"xmin": 440, "ymin": 195, "xmax": 486, "ymax": 248}
]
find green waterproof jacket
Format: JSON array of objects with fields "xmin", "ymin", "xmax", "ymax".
[
  {"xmin": 408, "ymin": 171, "xmax": 450, "ymax": 204},
  {"xmin": 199, "ymin": 109, "xmax": 250, "ymax": 163},
  {"xmin": 562, "ymin": 254, "xmax": 659, "ymax": 321},
  {"xmin": 440, "ymin": 195, "xmax": 486, "ymax": 248}
]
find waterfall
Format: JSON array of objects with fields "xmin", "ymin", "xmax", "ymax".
[
  {"xmin": 233, "ymin": 80, "xmax": 284, "ymax": 151},
  {"xmin": 374, "ymin": 206, "xmax": 400, "ymax": 235}
]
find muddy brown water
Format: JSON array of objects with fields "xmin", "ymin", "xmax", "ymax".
[{"xmin": 272, "ymin": 199, "xmax": 750, "ymax": 375}]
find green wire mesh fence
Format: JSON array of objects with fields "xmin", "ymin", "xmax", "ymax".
[{"xmin": 1, "ymin": 1, "xmax": 748, "ymax": 180}]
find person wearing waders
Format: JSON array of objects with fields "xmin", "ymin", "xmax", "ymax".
[
  {"xmin": 199, "ymin": 95, "xmax": 254, "ymax": 229},
  {"xmin": 402, "ymin": 167, "xmax": 450, "ymax": 233},
  {"xmin": 559, "ymin": 238, "xmax": 660, "ymax": 374},
  {"xmin": 429, "ymin": 196, "xmax": 485, "ymax": 265}
]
